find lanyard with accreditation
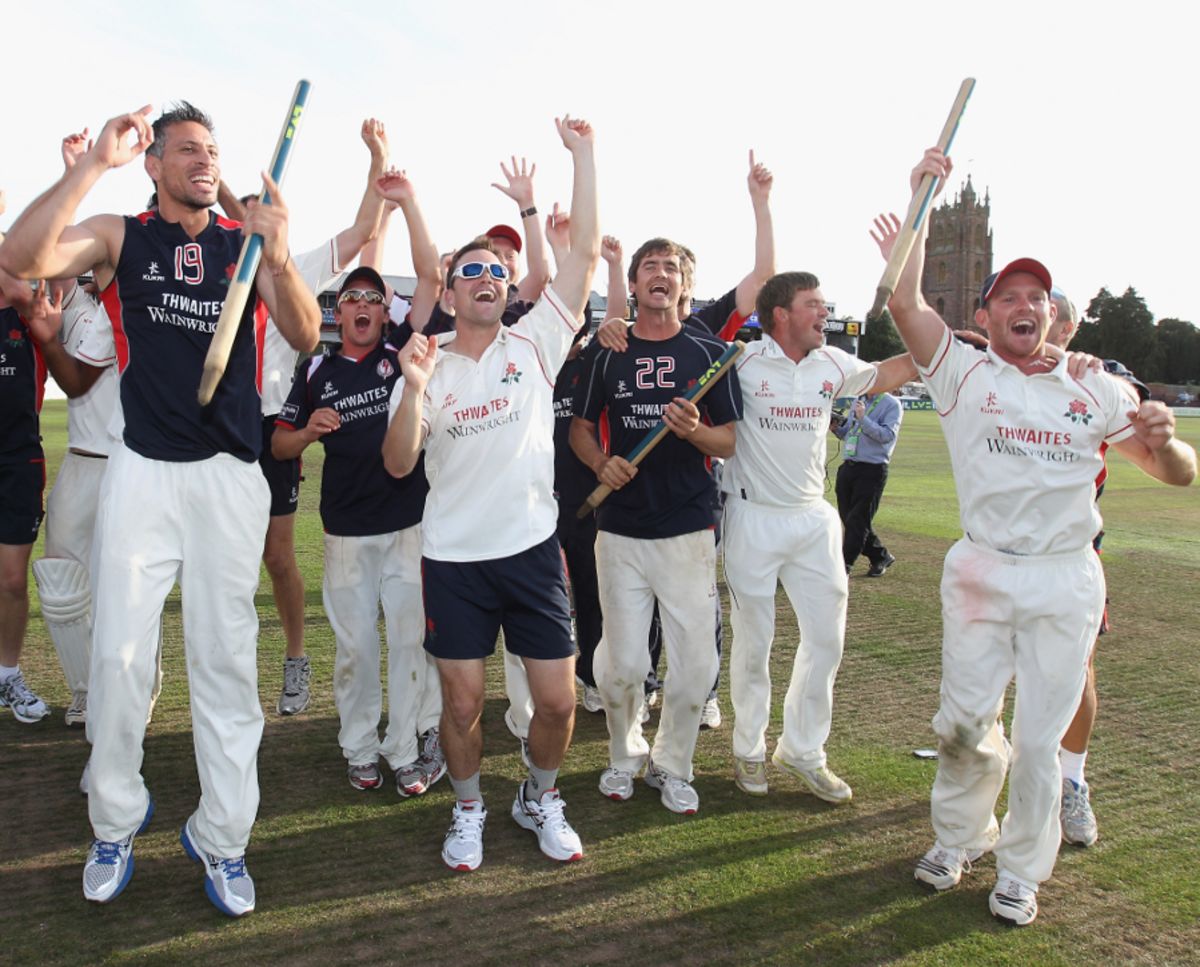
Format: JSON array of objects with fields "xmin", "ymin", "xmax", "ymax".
[{"xmin": 844, "ymin": 396, "xmax": 883, "ymax": 459}]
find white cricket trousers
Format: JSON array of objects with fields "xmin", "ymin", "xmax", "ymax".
[
  {"xmin": 724, "ymin": 496, "xmax": 848, "ymax": 765},
  {"xmin": 594, "ymin": 529, "xmax": 719, "ymax": 781},
  {"xmin": 88, "ymin": 445, "xmax": 268, "ymax": 857},
  {"xmin": 931, "ymin": 538, "xmax": 1103, "ymax": 885},
  {"xmin": 323, "ymin": 525, "xmax": 440, "ymax": 768}
]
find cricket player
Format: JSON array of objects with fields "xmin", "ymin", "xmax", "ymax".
[
  {"xmin": 273, "ymin": 265, "xmax": 442, "ymax": 798},
  {"xmin": 722, "ymin": 271, "xmax": 915, "ymax": 799},
  {"xmin": 570, "ymin": 238, "xmax": 743, "ymax": 816},
  {"xmin": 0, "ymin": 102, "xmax": 321, "ymax": 916},
  {"xmin": 383, "ymin": 115, "xmax": 599, "ymax": 872},
  {"xmin": 884, "ymin": 148, "xmax": 1196, "ymax": 926}
]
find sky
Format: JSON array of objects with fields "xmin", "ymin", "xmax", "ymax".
[{"xmin": 4, "ymin": 1, "xmax": 1196, "ymax": 328}]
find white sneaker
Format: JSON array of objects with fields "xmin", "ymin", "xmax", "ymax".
[
  {"xmin": 181, "ymin": 817, "xmax": 256, "ymax": 917},
  {"xmin": 442, "ymin": 801, "xmax": 487, "ymax": 872},
  {"xmin": 65, "ymin": 690, "xmax": 88, "ymax": 727},
  {"xmin": 734, "ymin": 758, "xmax": 768, "ymax": 796},
  {"xmin": 598, "ymin": 767, "xmax": 635, "ymax": 802},
  {"xmin": 82, "ymin": 797, "xmax": 154, "ymax": 903},
  {"xmin": 417, "ymin": 728, "xmax": 448, "ymax": 789},
  {"xmin": 700, "ymin": 694, "xmax": 722, "ymax": 729},
  {"xmin": 644, "ymin": 759, "xmax": 699, "ymax": 815},
  {"xmin": 0, "ymin": 671, "xmax": 50, "ymax": 723},
  {"xmin": 512, "ymin": 784, "xmax": 583, "ymax": 862},
  {"xmin": 771, "ymin": 752, "xmax": 852, "ymax": 803},
  {"xmin": 989, "ymin": 872, "xmax": 1038, "ymax": 925},
  {"xmin": 1060, "ymin": 777, "xmax": 1099, "ymax": 847},
  {"xmin": 395, "ymin": 761, "xmax": 428, "ymax": 799},
  {"xmin": 914, "ymin": 842, "xmax": 985, "ymax": 891},
  {"xmin": 581, "ymin": 684, "xmax": 604, "ymax": 713}
]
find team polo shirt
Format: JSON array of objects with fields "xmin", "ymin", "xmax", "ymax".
[
  {"xmin": 261, "ymin": 238, "xmax": 343, "ymax": 417},
  {"xmin": 689, "ymin": 287, "xmax": 747, "ymax": 342},
  {"xmin": 0, "ymin": 307, "xmax": 45, "ymax": 461},
  {"xmin": 575, "ymin": 325, "xmax": 743, "ymax": 539},
  {"xmin": 553, "ymin": 340, "xmax": 602, "ymax": 511},
  {"xmin": 58, "ymin": 287, "xmax": 119, "ymax": 455},
  {"xmin": 389, "ymin": 287, "xmax": 581, "ymax": 562},
  {"xmin": 723, "ymin": 336, "xmax": 877, "ymax": 507},
  {"xmin": 100, "ymin": 211, "xmax": 266, "ymax": 463},
  {"xmin": 919, "ymin": 327, "xmax": 1136, "ymax": 556},
  {"xmin": 278, "ymin": 341, "xmax": 425, "ymax": 537}
]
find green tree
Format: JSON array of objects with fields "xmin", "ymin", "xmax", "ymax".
[
  {"xmin": 858, "ymin": 308, "xmax": 905, "ymax": 361},
  {"xmin": 1155, "ymin": 318, "xmax": 1200, "ymax": 385},
  {"xmin": 1084, "ymin": 286, "xmax": 1161, "ymax": 380}
]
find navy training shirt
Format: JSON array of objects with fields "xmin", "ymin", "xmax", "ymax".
[
  {"xmin": 574, "ymin": 325, "xmax": 742, "ymax": 539},
  {"xmin": 277, "ymin": 341, "xmax": 427, "ymax": 537},
  {"xmin": 0, "ymin": 307, "xmax": 45, "ymax": 461}
]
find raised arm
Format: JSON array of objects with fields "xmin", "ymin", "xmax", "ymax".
[
  {"xmin": 383, "ymin": 333, "xmax": 436, "ymax": 478},
  {"xmin": 330, "ymin": 119, "xmax": 390, "ymax": 264},
  {"xmin": 548, "ymin": 117, "xmax": 600, "ymax": 319},
  {"xmin": 492, "ymin": 156, "xmax": 550, "ymax": 301},
  {"xmin": 0, "ymin": 108, "xmax": 153, "ymax": 281},
  {"xmin": 732, "ymin": 150, "xmax": 775, "ymax": 317},
  {"xmin": 601, "ymin": 235, "xmax": 628, "ymax": 321},
  {"xmin": 248, "ymin": 171, "xmax": 320, "ymax": 352},
  {"xmin": 879, "ymin": 148, "xmax": 954, "ymax": 368},
  {"xmin": 373, "ymin": 168, "xmax": 441, "ymax": 328},
  {"xmin": 544, "ymin": 203, "xmax": 570, "ymax": 272}
]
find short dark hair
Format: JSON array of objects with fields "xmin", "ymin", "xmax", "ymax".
[
  {"xmin": 627, "ymin": 238, "xmax": 694, "ymax": 292},
  {"xmin": 755, "ymin": 271, "xmax": 821, "ymax": 335},
  {"xmin": 447, "ymin": 236, "xmax": 499, "ymax": 286},
  {"xmin": 147, "ymin": 101, "xmax": 215, "ymax": 159}
]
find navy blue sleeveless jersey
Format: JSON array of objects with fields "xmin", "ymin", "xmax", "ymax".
[
  {"xmin": 0, "ymin": 307, "xmax": 45, "ymax": 461},
  {"xmin": 100, "ymin": 211, "xmax": 266, "ymax": 462},
  {"xmin": 574, "ymin": 326, "xmax": 742, "ymax": 539},
  {"xmin": 277, "ymin": 341, "xmax": 427, "ymax": 537}
]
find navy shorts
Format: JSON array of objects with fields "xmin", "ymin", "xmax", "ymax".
[
  {"xmin": 0, "ymin": 457, "xmax": 46, "ymax": 545},
  {"xmin": 422, "ymin": 533, "xmax": 574, "ymax": 661},
  {"xmin": 260, "ymin": 414, "xmax": 301, "ymax": 517}
]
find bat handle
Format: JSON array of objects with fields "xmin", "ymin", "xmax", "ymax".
[
  {"xmin": 868, "ymin": 286, "xmax": 892, "ymax": 321},
  {"xmin": 576, "ymin": 484, "xmax": 611, "ymax": 519}
]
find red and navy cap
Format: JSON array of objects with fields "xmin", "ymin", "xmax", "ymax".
[{"xmin": 979, "ymin": 258, "xmax": 1052, "ymax": 306}]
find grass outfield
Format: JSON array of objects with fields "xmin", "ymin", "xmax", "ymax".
[{"xmin": 2, "ymin": 404, "xmax": 1198, "ymax": 966}]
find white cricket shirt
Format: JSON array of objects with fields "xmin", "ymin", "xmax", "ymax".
[
  {"xmin": 64, "ymin": 289, "xmax": 120, "ymax": 454},
  {"xmin": 388, "ymin": 286, "xmax": 581, "ymax": 562},
  {"xmin": 722, "ymin": 336, "xmax": 877, "ymax": 507},
  {"xmin": 919, "ymin": 327, "xmax": 1136, "ymax": 556},
  {"xmin": 261, "ymin": 238, "xmax": 343, "ymax": 416}
]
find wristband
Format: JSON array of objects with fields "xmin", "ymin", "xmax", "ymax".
[{"xmin": 520, "ymin": 206, "xmax": 537, "ymax": 219}]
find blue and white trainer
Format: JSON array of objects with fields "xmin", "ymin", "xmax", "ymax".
[
  {"xmin": 180, "ymin": 817, "xmax": 256, "ymax": 917},
  {"xmin": 83, "ymin": 796, "xmax": 155, "ymax": 903}
]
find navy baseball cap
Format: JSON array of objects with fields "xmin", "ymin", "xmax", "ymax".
[
  {"xmin": 979, "ymin": 258, "xmax": 1052, "ymax": 306},
  {"xmin": 337, "ymin": 266, "xmax": 387, "ymax": 298}
]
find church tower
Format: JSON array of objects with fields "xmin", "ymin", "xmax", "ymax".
[{"xmin": 921, "ymin": 176, "xmax": 993, "ymax": 330}]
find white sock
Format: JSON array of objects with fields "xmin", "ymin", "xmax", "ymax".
[
  {"xmin": 1059, "ymin": 747, "xmax": 1087, "ymax": 786},
  {"xmin": 0, "ymin": 664, "xmax": 18, "ymax": 682}
]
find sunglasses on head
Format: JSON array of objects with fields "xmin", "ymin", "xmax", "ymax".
[
  {"xmin": 452, "ymin": 261, "xmax": 509, "ymax": 282},
  {"xmin": 338, "ymin": 288, "xmax": 385, "ymax": 305}
]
